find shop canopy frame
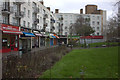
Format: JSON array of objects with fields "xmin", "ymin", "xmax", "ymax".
[
  {"xmin": 2, "ymin": 30, "xmax": 23, "ymax": 35},
  {"xmin": 22, "ymin": 32, "xmax": 35, "ymax": 37}
]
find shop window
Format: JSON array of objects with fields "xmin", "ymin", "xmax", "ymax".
[
  {"xmin": 2, "ymin": 38, "xmax": 10, "ymax": 48},
  {"xmin": 15, "ymin": 36, "xmax": 18, "ymax": 48},
  {"xmin": 97, "ymin": 33, "xmax": 99, "ymax": 35}
]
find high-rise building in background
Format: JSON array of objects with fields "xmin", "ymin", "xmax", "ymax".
[{"xmin": 54, "ymin": 4, "xmax": 106, "ymax": 36}]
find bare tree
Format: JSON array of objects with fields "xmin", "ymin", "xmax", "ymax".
[
  {"xmin": 71, "ymin": 16, "xmax": 94, "ymax": 47},
  {"xmin": 104, "ymin": 1, "xmax": 120, "ymax": 42}
]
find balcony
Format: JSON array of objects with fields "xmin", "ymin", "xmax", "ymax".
[
  {"xmin": 33, "ymin": 7, "xmax": 39, "ymax": 14},
  {"xmin": 13, "ymin": 0, "xmax": 25, "ymax": 4},
  {"xmin": 51, "ymin": 18, "xmax": 55, "ymax": 23},
  {"xmin": 15, "ymin": 11, "xmax": 24, "ymax": 18},
  {"xmin": 2, "ymin": 7, "xmax": 13, "ymax": 14},
  {"xmin": 43, "ymin": 14, "xmax": 48, "ymax": 18},
  {"xmin": 43, "ymin": 23, "xmax": 48, "ymax": 27},
  {"xmin": 59, "ymin": 17, "xmax": 63, "ymax": 21},
  {"xmin": 33, "ymin": 19, "xmax": 39, "ymax": 25}
]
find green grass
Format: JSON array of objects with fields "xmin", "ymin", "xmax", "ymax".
[{"xmin": 40, "ymin": 47, "xmax": 118, "ymax": 78}]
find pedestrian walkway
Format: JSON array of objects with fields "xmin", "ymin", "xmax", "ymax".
[{"xmin": 2, "ymin": 45, "xmax": 59, "ymax": 58}]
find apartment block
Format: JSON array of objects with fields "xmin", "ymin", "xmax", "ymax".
[
  {"xmin": 0, "ymin": 0, "xmax": 57, "ymax": 53},
  {"xmin": 85, "ymin": 4, "xmax": 106, "ymax": 35},
  {"xmin": 54, "ymin": 11, "xmax": 102, "ymax": 36}
]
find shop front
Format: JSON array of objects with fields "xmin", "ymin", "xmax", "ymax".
[
  {"xmin": 1, "ymin": 24, "xmax": 22, "ymax": 53},
  {"xmin": 20, "ymin": 27, "xmax": 35, "ymax": 53},
  {"xmin": 54, "ymin": 34, "xmax": 59, "ymax": 45},
  {"xmin": 49, "ymin": 34, "xmax": 56, "ymax": 46},
  {"xmin": 32, "ymin": 30, "xmax": 40, "ymax": 48}
]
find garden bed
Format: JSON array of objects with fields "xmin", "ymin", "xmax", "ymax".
[{"xmin": 2, "ymin": 46, "xmax": 71, "ymax": 78}]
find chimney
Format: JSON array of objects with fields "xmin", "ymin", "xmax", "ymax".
[
  {"xmin": 40, "ymin": 1, "xmax": 44, "ymax": 5},
  {"xmin": 47, "ymin": 7, "xmax": 50, "ymax": 11},
  {"xmin": 80, "ymin": 9, "xmax": 83, "ymax": 14},
  {"xmin": 55, "ymin": 9, "xmax": 59, "ymax": 13}
]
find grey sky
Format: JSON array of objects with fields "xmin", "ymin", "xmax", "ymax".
[{"xmin": 40, "ymin": 0, "xmax": 118, "ymax": 20}]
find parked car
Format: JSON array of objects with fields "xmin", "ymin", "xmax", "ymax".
[{"xmin": 67, "ymin": 44, "xmax": 73, "ymax": 47}]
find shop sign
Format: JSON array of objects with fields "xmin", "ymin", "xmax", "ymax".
[
  {"xmin": 2, "ymin": 24, "xmax": 19, "ymax": 31},
  {"xmin": 21, "ymin": 27, "xmax": 31, "ymax": 33}
]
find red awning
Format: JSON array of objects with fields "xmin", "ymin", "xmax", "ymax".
[
  {"xmin": 2, "ymin": 30, "xmax": 23, "ymax": 34},
  {"xmin": 80, "ymin": 36, "xmax": 103, "ymax": 39},
  {"xmin": 54, "ymin": 34, "xmax": 59, "ymax": 38},
  {"xmin": 92, "ymin": 36, "xmax": 103, "ymax": 39}
]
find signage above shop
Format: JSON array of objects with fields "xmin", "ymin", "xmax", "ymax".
[
  {"xmin": 1, "ymin": 24, "xmax": 19, "ymax": 31},
  {"xmin": 1, "ymin": 24, "xmax": 23, "ymax": 34}
]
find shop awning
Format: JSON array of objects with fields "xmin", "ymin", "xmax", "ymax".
[
  {"xmin": 51, "ymin": 35, "xmax": 56, "ymax": 38},
  {"xmin": 2, "ymin": 30, "xmax": 23, "ymax": 34},
  {"xmin": 22, "ymin": 32, "xmax": 35, "ymax": 37},
  {"xmin": 54, "ymin": 34, "xmax": 59, "ymax": 38},
  {"xmin": 35, "ymin": 33, "xmax": 43, "ymax": 36},
  {"xmin": 49, "ymin": 33, "xmax": 56, "ymax": 38}
]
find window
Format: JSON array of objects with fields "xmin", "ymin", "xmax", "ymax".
[
  {"xmin": 38, "ymin": 15, "xmax": 39, "ymax": 18},
  {"xmin": 97, "ymin": 27, "xmax": 99, "ymax": 30},
  {"xmin": 28, "ymin": 22, "xmax": 30, "ymax": 28},
  {"xmin": 97, "ymin": 16, "xmax": 99, "ymax": 20},
  {"xmin": 28, "ymin": 10, "xmax": 30, "ymax": 18},
  {"xmin": 3, "ymin": 16, "xmax": 8, "ymax": 24},
  {"xmin": 28, "ymin": 0, "xmax": 30, "ymax": 5},
  {"xmin": 65, "ymin": 15, "xmax": 68, "ymax": 19},
  {"xmin": 97, "ymin": 22, "xmax": 100, "ymax": 25},
  {"xmin": 70, "ymin": 15, "xmax": 72, "ymax": 19},
  {"xmin": 97, "ymin": 33, "xmax": 99, "ymax": 35},
  {"xmin": 24, "ymin": 7, "xmax": 26, "ymax": 16},
  {"xmin": 65, "ymin": 26, "xmax": 67, "ymax": 30},
  {"xmin": 65, "ymin": 21, "xmax": 68, "ymax": 25},
  {"xmin": 37, "ymin": 25, "xmax": 39, "ymax": 29},
  {"xmin": 65, "ymin": 32, "xmax": 67, "ymax": 35},
  {"xmin": 40, "ymin": 17, "xmax": 42, "ymax": 23},
  {"xmin": 92, "ymin": 21, "xmax": 95, "ymax": 25},
  {"xmin": 12, "ymin": 18, "xmax": 18, "ymax": 26},
  {"xmin": 93, "ymin": 27, "xmax": 95, "ymax": 30},
  {"xmin": 23, "ymin": 21, "xmax": 26, "ymax": 27},
  {"xmin": 40, "ymin": 7, "xmax": 42, "ymax": 13}
]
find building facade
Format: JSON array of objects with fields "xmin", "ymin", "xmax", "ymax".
[
  {"xmin": 54, "ymin": 12, "xmax": 102, "ymax": 36},
  {"xmin": 0, "ymin": 0, "xmax": 57, "ymax": 53},
  {"xmin": 54, "ymin": 5, "xmax": 106, "ymax": 36}
]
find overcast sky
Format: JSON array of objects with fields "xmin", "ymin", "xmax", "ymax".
[{"xmin": 39, "ymin": 0, "xmax": 118, "ymax": 20}]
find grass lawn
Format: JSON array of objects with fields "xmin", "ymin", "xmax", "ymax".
[{"xmin": 40, "ymin": 47, "xmax": 118, "ymax": 78}]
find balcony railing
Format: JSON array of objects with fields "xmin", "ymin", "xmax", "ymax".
[
  {"xmin": 43, "ymin": 14, "xmax": 48, "ymax": 18},
  {"xmin": 33, "ymin": 7, "xmax": 39, "ymax": 14},
  {"xmin": 33, "ymin": 19, "xmax": 39, "ymax": 25},
  {"xmin": 43, "ymin": 23, "xmax": 48, "ymax": 27},
  {"xmin": 2, "ymin": 6, "xmax": 13, "ymax": 14},
  {"xmin": 13, "ymin": 0, "xmax": 25, "ymax": 4},
  {"xmin": 51, "ymin": 18, "xmax": 55, "ymax": 23},
  {"xmin": 15, "ymin": 11, "xmax": 24, "ymax": 18}
]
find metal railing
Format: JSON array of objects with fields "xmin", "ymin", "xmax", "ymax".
[{"xmin": 15, "ymin": 11, "xmax": 24, "ymax": 18}]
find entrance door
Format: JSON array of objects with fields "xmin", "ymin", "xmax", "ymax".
[{"xmin": 10, "ymin": 35, "xmax": 15, "ymax": 51}]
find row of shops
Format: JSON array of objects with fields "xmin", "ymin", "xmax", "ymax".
[{"xmin": 1, "ymin": 24, "xmax": 59, "ymax": 53}]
